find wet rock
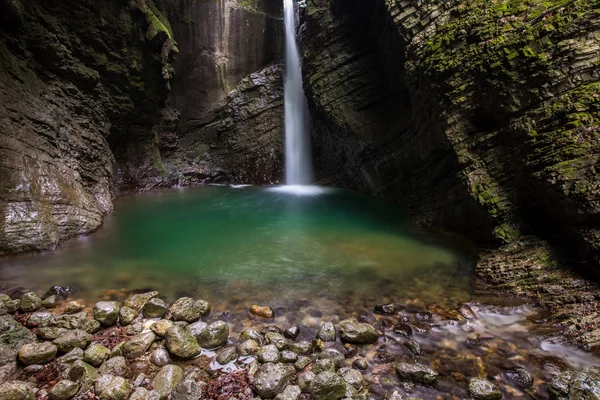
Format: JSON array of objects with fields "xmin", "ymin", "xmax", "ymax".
[
  {"xmin": 64, "ymin": 301, "xmax": 85, "ymax": 314},
  {"xmin": 458, "ymin": 305, "xmax": 477, "ymax": 319},
  {"xmin": 313, "ymin": 339, "xmax": 325, "ymax": 353},
  {"xmin": 122, "ymin": 332, "xmax": 156, "ymax": 359},
  {"xmin": 216, "ymin": 347, "xmax": 237, "ymax": 365},
  {"xmin": 468, "ymin": 378, "xmax": 502, "ymax": 400},
  {"xmin": 98, "ymin": 356, "xmax": 127, "ymax": 376},
  {"xmin": 27, "ymin": 311, "xmax": 52, "ymax": 328},
  {"xmin": 83, "ymin": 344, "xmax": 110, "ymax": 367},
  {"xmin": 129, "ymin": 387, "xmax": 149, "ymax": 400},
  {"xmin": 19, "ymin": 292, "xmax": 42, "ymax": 312},
  {"xmin": 254, "ymin": 362, "xmax": 295, "ymax": 398},
  {"xmin": 288, "ymin": 341, "xmax": 312, "ymax": 355},
  {"xmin": 42, "ymin": 295, "xmax": 61, "ymax": 309},
  {"xmin": 151, "ymin": 320, "xmax": 174, "ymax": 337},
  {"xmin": 165, "ymin": 326, "xmax": 201, "ymax": 358},
  {"xmin": 142, "ymin": 298, "xmax": 168, "ymax": 319},
  {"xmin": 298, "ymin": 371, "xmax": 315, "ymax": 391},
  {"xmin": 185, "ymin": 321, "xmax": 207, "ymax": 337},
  {"xmin": 67, "ymin": 360, "xmax": 98, "ymax": 393},
  {"xmin": 44, "ymin": 286, "xmax": 75, "ymax": 299},
  {"xmin": 505, "ymin": 367, "xmax": 533, "ymax": 388},
  {"xmin": 173, "ymin": 377, "xmax": 206, "ymax": 400},
  {"xmin": 169, "ymin": 298, "xmax": 210, "ymax": 322},
  {"xmin": 0, "ymin": 381, "xmax": 35, "ymax": 399},
  {"xmin": 295, "ymin": 356, "xmax": 311, "ymax": 371},
  {"xmin": 150, "ymin": 348, "xmax": 171, "ymax": 367},
  {"xmin": 338, "ymin": 320, "xmax": 379, "ymax": 344},
  {"xmin": 194, "ymin": 321, "xmax": 229, "ymax": 349},
  {"xmin": 18, "ymin": 341, "xmax": 57, "ymax": 365},
  {"xmin": 404, "ymin": 340, "xmax": 422, "ymax": 355},
  {"xmin": 82, "ymin": 319, "xmax": 101, "ymax": 334},
  {"xmin": 281, "ymin": 350, "xmax": 298, "ymax": 363},
  {"xmin": 240, "ymin": 328, "xmax": 263, "ymax": 344},
  {"xmin": 548, "ymin": 367, "xmax": 600, "ymax": 399},
  {"xmin": 152, "ymin": 364, "xmax": 183, "ymax": 399},
  {"xmin": 338, "ymin": 367, "xmax": 363, "ymax": 389},
  {"xmin": 54, "ymin": 329, "xmax": 92, "ymax": 353},
  {"xmin": 315, "ymin": 349, "xmax": 345, "ymax": 369},
  {"xmin": 318, "ymin": 322, "xmax": 336, "ymax": 342},
  {"xmin": 275, "ymin": 385, "xmax": 301, "ymax": 400},
  {"xmin": 37, "ymin": 327, "xmax": 67, "ymax": 341},
  {"xmin": 374, "ymin": 303, "xmax": 396, "ymax": 315},
  {"xmin": 259, "ymin": 344, "xmax": 281, "ymax": 363},
  {"xmin": 237, "ymin": 339, "xmax": 259, "ymax": 356},
  {"xmin": 50, "ymin": 313, "xmax": 87, "ymax": 330},
  {"xmin": 393, "ymin": 324, "xmax": 413, "ymax": 337},
  {"xmin": 49, "ymin": 379, "xmax": 78, "ymax": 400},
  {"xmin": 250, "ymin": 305, "xmax": 275, "ymax": 319},
  {"xmin": 1, "ymin": 298, "xmax": 20, "ymax": 314},
  {"xmin": 396, "ymin": 363, "xmax": 438, "ymax": 385},
  {"xmin": 344, "ymin": 343, "xmax": 358, "ymax": 358},
  {"xmin": 93, "ymin": 302, "xmax": 121, "ymax": 326},
  {"xmin": 96, "ymin": 375, "xmax": 131, "ymax": 400},
  {"xmin": 265, "ymin": 332, "xmax": 288, "ymax": 350},
  {"xmin": 55, "ymin": 348, "xmax": 84, "ymax": 379},
  {"xmin": 352, "ymin": 358, "xmax": 368, "ymax": 370},
  {"xmin": 284, "ymin": 326, "xmax": 300, "ymax": 340},
  {"xmin": 312, "ymin": 359, "xmax": 336, "ymax": 374},
  {"xmin": 118, "ymin": 307, "xmax": 137, "ymax": 326},
  {"xmin": 124, "ymin": 292, "xmax": 159, "ymax": 311},
  {"xmin": 309, "ymin": 371, "xmax": 346, "ymax": 400}
]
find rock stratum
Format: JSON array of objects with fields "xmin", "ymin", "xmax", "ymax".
[
  {"xmin": 0, "ymin": 0, "xmax": 284, "ymax": 254},
  {"xmin": 301, "ymin": 0, "xmax": 600, "ymax": 274}
]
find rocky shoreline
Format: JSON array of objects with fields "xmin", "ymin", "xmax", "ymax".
[{"xmin": 0, "ymin": 285, "xmax": 599, "ymax": 399}]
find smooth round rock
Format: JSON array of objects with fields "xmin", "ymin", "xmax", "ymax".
[
  {"xmin": 258, "ymin": 344, "xmax": 281, "ymax": 363},
  {"xmin": 98, "ymin": 356, "xmax": 128, "ymax": 376},
  {"xmin": 338, "ymin": 367, "xmax": 363, "ymax": 389},
  {"xmin": 18, "ymin": 341, "xmax": 57, "ymax": 365},
  {"xmin": 118, "ymin": 307, "xmax": 137, "ymax": 326},
  {"xmin": 150, "ymin": 348, "xmax": 171, "ymax": 367},
  {"xmin": 83, "ymin": 344, "xmax": 110, "ymax": 367},
  {"xmin": 237, "ymin": 339, "xmax": 259, "ymax": 356},
  {"xmin": 49, "ymin": 379, "xmax": 78, "ymax": 400},
  {"xmin": 254, "ymin": 363, "xmax": 295, "ymax": 398},
  {"xmin": 275, "ymin": 385, "xmax": 301, "ymax": 400},
  {"xmin": 122, "ymin": 332, "xmax": 156, "ymax": 359},
  {"xmin": 142, "ymin": 298, "xmax": 168, "ymax": 319},
  {"xmin": 194, "ymin": 321, "xmax": 229, "ymax": 349},
  {"xmin": 124, "ymin": 292, "xmax": 159, "ymax": 311},
  {"xmin": 165, "ymin": 326, "xmax": 201, "ymax": 359},
  {"xmin": 216, "ymin": 347, "xmax": 237, "ymax": 365},
  {"xmin": 505, "ymin": 367, "xmax": 533, "ymax": 388},
  {"xmin": 317, "ymin": 322, "xmax": 336, "ymax": 342},
  {"xmin": 151, "ymin": 320, "xmax": 174, "ymax": 337},
  {"xmin": 93, "ymin": 302, "xmax": 121, "ymax": 326},
  {"xmin": 98, "ymin": 375, "xmax": 131, "ymax": 400},
  {"xmin": 152, "ymin": 364, "xmax": 183, "ymax": 399},
  {"xmin": 468, "ymin": 378, "xmax": 502, "ymax": 400}
]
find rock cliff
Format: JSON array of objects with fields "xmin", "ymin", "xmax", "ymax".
[{"xmin": 301, "ymin": 0, "xmax": 600, "ymax": 273}]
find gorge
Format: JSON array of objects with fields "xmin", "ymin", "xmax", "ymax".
[{"xmin": 0, "ymin": 0, "xmax": 600, "ymax": 399}]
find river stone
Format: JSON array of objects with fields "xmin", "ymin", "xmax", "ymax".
[
  {"xmin": 275, "ymin": 385, "xmax": 301, "ymax": 400},
  {"xmin": 216, "ymin": 347, "xmax": 237, "ymax": 365},
  {"xmin": 254, "ymin": 362, "xmax": 296, "ymax": 398},
  {"xmin": 142, "ymin": 298, "xmax": 168, "ymax": 319},
  {"xmin": 338, "ymin": 320, "xmax": 379, "ymax": 344},
  {"xmin": 55, "ymin": 348, "xmax": 84, "ymax": 379},
  {"xmin": 37, "ymin": 327, "xmax": 67, "ymax": 341},
  {"xmin": 42, "ymin": 295, "xmax": 61, "ymax": 309},
  {"xmin": 281, "ymin": 350, "xmax": 298, "ymax": 363},
  {"xmin": 404, "ymin": 339, "xmax": 422, "ymax": 355},
  {"xmin": 265, "ymin": 332, "xmax": 288, "ymax": 350},
  {"xmin": 309, "ymin": 371, "xmax": 346, "ymax": 400},
  {"xmin": 318, "ymin": 322, "xmax": 336, "ymax": 342},
  {"xmin": 250, "ymin": 305, "xmax": 275, "ymax": 319},
  {"xmin": 298, "ymin": 371, "xmax": 315, "ymax": 391},
  {"xmin": 49, "ymin": 379, "xmax": 78, "ymax": 400},
  {"xmin": 165, "ymin": 326, "xmax": 201, "ymax": 358},
  {"xmin": 98, "ymin": 375, "xmax": 130, "ymax": 400},
  {"xmin": 150, "ymin": 348, "xmax": 171, "ymax": 367},
  {"xmin": 352, "ymin": 358, "xmax": 368, "ymax": 370},
  {"xmin": 468, "ymin": 378, "xmax": 502, "ymax": 400},
  {"xmin": 395, "ymin": 363, "xmax": 438, "ymax": 385},
  {"xmin": 259, "ymin": 344, "xmax": 281, "ymax": 363},
  {"xmin": 288, "ymin": 341, "xmax": 312, "ymax": 355},
  {"xmin": 82, "ymin": 319, "xmax": 101, "ymax": 334},
  {"xmin": 98, "ymin": 356, "xmax": 127, "ymax": 376},
  {"xmin": 19, "ymin": 292, "xmax": 42, "ymax": 312},
  {"xmin": 18, "ymin": 341, "xmax": 57, "ymax": 365},
  {"xmin": 83, "ymin": 344, "xmax": 110, "ymax": 367},
  {"xmin": 173, "ymin": 377, "xmax": 206, "ymax": 400},
  {"xmin": 505, "ymin": 367, "xmax": 533, "ymax": 388},
  {"xmin": 122, "ymin": 331, "xmax": 156, "ymax": 359},
  {"xmin": 186, "ymin": 321, "xmax": 207, "ymax": 337},
  {"xmin": 240, "ymin": 328, "xmax": 263, "ymax": 344},
  {"xmin": 68, "ymin": 360, "xmax": 98, "ymax": 393},
  {"xmin": 194, "ymin": 321, "xmax": 229, "ymax": 349},
  {"xmin": 294, "ymin": 356, "xmax": 311, "ymax": 371},
  {"xmin": 237, "ymin": 339, "xmax": 259, "ymax": 356},
  {"xmin": 64, "ymin": 301, "xmax": 85, "ymax": 314},
  {"xmin": 50, "ymin": 313, "xmax": 87, "ymax": 330},
  {"xmin": 284, "ymin": 326, "xmax": 300, "ymax": 340},
  {"xmin": 313, "ymin": 359, "xmax": 336, "ymax": 375},
  {"xmin": 548, "ymin": 367, "xmax": 600, "ymax": 399},
  {"xmin": 129, "ymin": 387, "xmax": 149, "ymax": 400},
  {"xmin": 118, "ymin": 307, "xmax": 137, "ymax": 326},
  {"xmin": 125, "ymin": 292, "xmax": 159, "ymax": 311},
  {"xmin": 169, "ymin": 298, "xmax": 210, "ymax": 322},
  {"xmin": 338, "ymin": 368, "xmax": 363, "ymax": 389},
  {"xmin": 27, "ymin": 311, "xmax": 52, "ymax": 328},
  {"xmin": 0, "ymin": 381, "xmax": 35, "ymax": 399},
  {"xmin": 93, "ymin": 302, "xmax": 120, "ymax": 326},
  {"xmin": 54, "ymin": 329, "xmax": 92, "ymax": 353},
  {"xmin": 151, "ymin": 320, "xmax": 174, "ymax": 337},
  {"xmin": 374, "ymin": 303, "xmax": 396, "ymax": 315},
  {"xmin": 153, "ymin": 364, "xmax": 184, "ymax": 399}
]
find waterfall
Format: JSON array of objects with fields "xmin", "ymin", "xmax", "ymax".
[{"xmin": 284, "ymin": 0, "xmax": 312, "ymax": 185}]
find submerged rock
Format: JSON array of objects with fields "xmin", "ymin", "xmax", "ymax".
[
  {"xmin": 338, "ymin": 320, "xmax": 379, "ymax": 344},
  {"xmin": 254, "ymin": 362, "xmax": 295, "ymax": 398},
  {"xmin": 250, "ymin": 305, "xmax": 275, "ymax": 319},
  {"xmin": 284, "ymin": 326, "xmax": 300, "ymax": 340},
  {"xmin": 309, "ymin": 371, "xmax": 346, "ymax": 400},
  {"xmin": 505, "ymin": 367, "xmax": 533, "ymax": 388},
  {"xmin": 396, "ymin": 363, "xmax": 438, "ymax": 385},
  {"xmin": 18, "ymin": 341, "xmax": 57, "ymax": 365},
  {"xmin": 374, "ymin": 303, "xmax": 396, "ymax": 315},
  {"xmin": 468, "ymin": 378, "xmax": 502, "ymax": 400}
]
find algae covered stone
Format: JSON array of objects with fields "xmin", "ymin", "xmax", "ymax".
[
  {"xmin": 165, "ymin": 326, "xmax": 201, "ymax": 358},
  {"xmin": 0, "ymin": 381, "xmax": 35, "ymax": 400},
  {"xmin": 83, "ymin": 343, "xmax": 110, "ymax": 367},
  {"xmin": 97, "ymin": 375, "xmax": 131, "ymax": 400},
  {"xmin": 124, "ymin": 292, "xmax": 159, "ymax": 311},
  {"xmin": 152, "ymin": 364, "xmax": 183, "ymax": 399},
  {"xmin": 142, "ymin": 297, "xmax": 168, "ymax": 318},
  {"xmin": 19, "ymin": 292, "xmax": 42, "ymax": 312},
  {"xmin": 338, "ymin": 319, "xmax": 378, "ymax": 344},
  {"xmin": 122, "ymin": 331, "xmax": 156, "ymax": 359},
  {"xmin": 18, "ymin": 341, "xmax": 57, "ymax": 365},
  {"xmin": 93, "ymin": 301, "xmax": 121, "ymax": 326},
  {"xmin": 49, "ymin": 379, "xmax": 78, "ymax": 400},
  {"xmin": 118, "ymin": 307, "xmax": 137, "ymax": 326},
  {"xmin": 194, "ymin": 321, "xmax": 229, "ymax": 349},
  {"xmin": 396, "ymin": 363, "xmax": 438, "ymax": 385},
  {"xmin": 254, "ymin": 362, "xmax": 296, "ymax": 398},
  {"xmin": 468, "ymin": 378, "xmax": 502, "ymax": 400},
  {"xmin": 53, "ymin": 329, "xmax": 93, "ymax": 352},
  {"xmin": 309, "ymin": 371, "xmax": 346, "ymax": 400},
  {"xmin": 169, "ymin": 297, "xmax": 210, "ymax": 322}
]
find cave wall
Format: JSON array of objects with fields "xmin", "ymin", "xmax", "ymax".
[{"xmin": 302, "ymin": 0, "xmax": 600, "ymax": 271}]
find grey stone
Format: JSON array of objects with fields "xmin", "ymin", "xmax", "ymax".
[
  {"xmin": 18, "ymin": 341, "xmax": 57, "ymax": 365},
  {"xmin": 468, "ymin": 378, "xmax": 502, "ymax": 400},
  {"xmin": 150, "ymin": 348, "xmax": 171, "ymax": 367},
  {"xmin": 254, "ymin": 362, "xmax": 296, "ymax": 398},
  {"xmin": 169, "ymin": 298, "xmax": 210, "ymax": 322},
  {"xmin": 49, "ymin": 380, "xmax": 78, "ymax": 400},
  {"xmin": 216, "ymin": 347, "xmax": 237, "ymax": 365},
  {"xmin": 258, "ymin": 344, "xmax": 281, "ymax": 363},
  {"xmin": 98, "ymin": 356, "xmax": 127, "ymax": 376},
  {"xmin": 142, "ymin": 298, "xmax": 168, "ymax": 319},
  {"xmin": 280, "ymin": 350, "xmax": 298, "ymax": 363},
  {"xmin": 83, "ymin": 344, "xmax": 110, "ymax": 367},
  {"xmin": 118, "ymin": 307, "xmax": 137, "ymax": 326},
  {"xmin": 53, "ymin": 329, "xmax": 93, "ymax": 353},
  {"xmin": 173, "ymin": 378, "xmax": 206, "ymax": 400},
  {"xmin": 194, "ymin": 321, "xmax": 229, "ymax": 349},
  {"xmin": 275, "ymin": 385, "xmax": 301, "ymax": 400},
  {"xmin": 237, "ymin": 339, "xmax": 259, "ymax": 356},
  {"xmin": 298, "ymin": 371, "xmax": 315, "ymax": 391},
  {"xmin": 96, "ymin": 375, "xmax": 131, "ymax": 400},
  {"xmin": 338, "ymin": 320, "xmax": 379, "ymax": 344},
  {"xmin": 317, "ymin": 322, "xmax": 336, "ymax": 342},
  {"xmin": 152, "ymin": 364, "xmax": 184, "ymax": 399},
  {"xmin": 338, "ymin": 368, "xmax": 363, "ymax": 389},
  {"xmin": 122, "ymin": 331, "xmax": 156, "ymax": 359},
  {"xmin": 93, "ymin": 302, "xmax": 121, "ymax": 326},
  {"xmin": 67, "ymin": 360, "xmax": 98, "ymax": 393},
  {"xmin": 165, "ymin": 326, "xmax": 201, "ymax": 359}
]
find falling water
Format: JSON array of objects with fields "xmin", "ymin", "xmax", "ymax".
[{"xmin": 284, "ymin": 0, "xmax": 312, "ymax": 185}]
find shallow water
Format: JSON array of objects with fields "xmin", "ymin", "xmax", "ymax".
[{"xmin": 0, "ymin": 185, "xmax": 471, "ymax": 309}]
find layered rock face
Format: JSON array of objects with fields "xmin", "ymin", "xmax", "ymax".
[
  {"xmin": 0, "ymin": 0, "xmax": 176, "ymax": 254},
  {"xmin": 302, "ymin": 0, "xmax": 600, "ymax": 271},
  {"xmin": 0, "ymin": 0, "xmax": 284, "ymax": 254},
  {"xmin": 114, "ymin": 0, "xmax": 284, "ymax": 190}
]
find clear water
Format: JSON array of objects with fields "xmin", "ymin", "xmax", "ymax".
[{"xmin": 0, "ymin": 185, "xmax": 472, "ymax": 310}]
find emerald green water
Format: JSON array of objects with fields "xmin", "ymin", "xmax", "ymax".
[{"xmin": 0, "ymin": 185, "xmax": 473, "ymax": 312}]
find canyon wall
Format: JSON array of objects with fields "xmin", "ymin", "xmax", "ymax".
[{"xmin": 301, "ymin": 0, "xmax": 600, "ymax": 273}]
